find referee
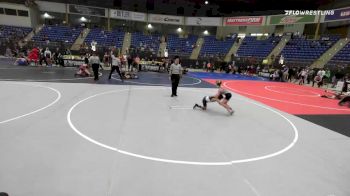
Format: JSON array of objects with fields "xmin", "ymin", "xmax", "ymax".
[
  {"xmin": 169, "ymin": 56, "xmax": 182, "ymax": 97},
  {"xmin": 108, "ymin": 52, "xmax": 124, "ymax": 82},
  {"xmin": 88, "ymin": 52, "xmax": 101, "ymax": 81}
]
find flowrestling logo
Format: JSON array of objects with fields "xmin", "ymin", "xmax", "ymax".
[{"xmin": 285, "ymin": 10, "xmax": 334, "ymax": 15}]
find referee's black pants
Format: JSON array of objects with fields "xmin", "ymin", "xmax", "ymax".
[
  {"xmin": 109, "ymin": 65, "xmax": 123, "ymax": 81},
  {"xmin": 92, "ymin": 64, "xmax": 99, "ymax": 80},
  {"xmin": 171, "ymin": 74, "xmax": 180, "ymax": 96}
]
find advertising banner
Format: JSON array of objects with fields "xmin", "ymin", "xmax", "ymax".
[
  {"xmin": 268, "ymin": 15, "xmax": 317, "ymax": 25},
  {"xmin": 185, "ymin": 17, "xmax": 222, "ymax": 26},
  {"xmin": 325, "ymin": 7, "xmax": 350, "ymax": 21},
  {"xmin": 148, "ymin": 14, "xmax": 184, "ymax": 25},
  {"xmin": 110, "ymin": 9, "xmax": 146, "ymax": 22},
  {"xmin": 224, "ymin": 16, "xmax": 264, "ymax": 26},
  {"xmin": 69, "ymin": 5, "xmax": 106, "ymax": 17},
  {"xmin": 36, "ymin": 1, "xmax": 66, "ymax": 13}
]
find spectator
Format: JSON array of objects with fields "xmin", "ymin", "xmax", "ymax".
[
  {"xmin": 39, "ymin": 48, "xmax": 47, "ymax": 66},
  {"xmin": 44, "ymin": 47, "xmax": 52, "ymax": 66},
  {"xmin": 332, "ymin": 69, "xmax": 345, "ymax": 88},
  {"xmin": 313, "ymin": 75, "xmax": 322, "ymax": 87},
  {"xmin": 307, "ymin": 69, "xmax": 315, "ymax": 84},
  {"xmin": 298, "ymin": 69, "xmax": 307, "ymax": 85},
  {"xmin": 5, "ymin": 47, "xmax": 12, "ymax": 57}
]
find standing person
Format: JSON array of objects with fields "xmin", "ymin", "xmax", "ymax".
[
  {"xmin": 169, "ymin": 56, "xmax": 182, "ymax": 97},
  {"xmin": 324, "ymin": 69, "xmax": 331, "ymax": 86},
  {"xmin": 127, "ymin": 55, "xmax": 133, "ymax": 71},
  {"xmin": 317, "ymin": 69, "xmax": 325, "ymax": 87},
  {"xmin": 298, "ymin": 69, "xmax": 307, "ymax": 85},
  {"xmin": 282, "ymin": 65, "xmax": 289, "ymax": 82},
  {"xmin": 103, "ymin": 52, "xmax": 109, "ymax": 66},
  {"xmin": 133, "ymin": 56, "xmax": 140, "ymax": 72},
  {"xmin": 88, "ymin": 52, "xmax": 101, "ymax": 81},
  {"xmin": 206, "ymin": 61, "xmax": 211, "ymax": 72},
  {"xmin": 44, "ymin": 48, "xmax": 52, "ymax": 66},
  {"xmin": 5, "ymin": 47, "xmax": 12, "ymax": 57},
  {"xmin": 307, "ymin": 69, "xmax": 315, "ymax": 84},
  {"xmin": 39, "ymin": 48, "xmax": 48, "ymax": 66},
  {"xmin": 332, "ymin": 69, "xmax": 345, "ymax": 88},
  {"xmin": 108, "ymin": 53, "xmax": 124, "ymax": 82},
  {"xmin": 288, "ymin": 67, "xmax": 293, "ymax": 82}
]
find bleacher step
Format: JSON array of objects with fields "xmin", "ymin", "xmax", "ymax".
[
  {"xmin": 122, "ymin": 32, "xmax": 131, "ymax": 55},
  {"xmin": 190, "ymin": 37, "xmax": 204, "ymax": 60},
  {"xmin": 19, "ymin": 24, "xmax": 44, "ymax": 47},
  {"xmin": 224, "ymin": 39, "xmax": 242, "ymax": 62},
  {"xmin": 310, "ymin": 38, "xmax": 350, "ymax": 69},
  {"xmin": 266, "ymin": 35, "xmax": 291, "ymax": 64},
  {"xmin": 71, "ymin": 28, "xmax": 90, "ymax": 51}
]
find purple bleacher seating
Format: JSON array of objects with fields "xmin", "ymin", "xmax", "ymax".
[
  {"xmin": 131, "ymin": 32, "xmax": 161, "ymax": 53},
  {"xmin": 84, "ymin": 28, "xmax": 124, "ymax": 48},
  {"xmin": 237, "ymin": 35, "xmax": 280, "ymax": 58},
  {"xmin": 32, "ymin": 25, "xmax": 82, "ymax": 46},
  {"xmin": 200, "ymin": 35, "xmax": 236, "ymax": 57},
  {"xmin": 167, "ymin": 34, "xmax": 198, "ymax": 56}
]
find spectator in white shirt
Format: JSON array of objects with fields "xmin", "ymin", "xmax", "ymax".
[{"xmin": 44, "ymin": 48, "xmax": 52, "ymax": 66}]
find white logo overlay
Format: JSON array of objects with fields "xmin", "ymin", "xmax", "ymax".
[{"xmin": 285, "ymin": 10, "xmax": 334, "ymax": 15}]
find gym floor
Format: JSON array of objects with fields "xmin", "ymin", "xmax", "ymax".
[{"xmin": 0, "ymin": 62, "xmax": 349, "ymax": 196}]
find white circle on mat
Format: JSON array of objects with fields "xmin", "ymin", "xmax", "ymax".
[
  {"xmin": 0, "ymin": 82, "xmax": 61, "ymax": 124},
  {"xmin": 224, "ymin": 81, "xmax": 350, "ymax": 111},
  {"xmin": 264, "ymin": 86, "xmax": 321, "ymax": 97},
  {"xmin": 67, "ymin": 87, "xmax": 298, "ymax": 166},
  {"xmin": 0, "ymin": 72, "xmax": 102, "ymax": 82}
]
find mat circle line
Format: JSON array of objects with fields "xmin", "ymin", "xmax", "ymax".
[
  {"xmin": 0, "ymin": 82, "xmax": 61, "ymax": 124},
  {"xmin": 264, "ymin": 85, "xmax": 321, "ymax": 97},
  {"xmin": 223, "ymin": 81, "xmax": 350, "ymax": 111},
  {"xmin": 0, "ymin": 72, "xmax": 103, "ymax": 82},
  {"xmin": 67, "ymin": 87, "xmax": 298, "ymax": 166}
]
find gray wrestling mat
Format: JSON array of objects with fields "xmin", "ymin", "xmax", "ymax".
[{"xmin": 0, "ymin": 81, "xmax": 349, "ymax": 196}]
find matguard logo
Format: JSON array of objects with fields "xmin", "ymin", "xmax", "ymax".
[
  {"xmin": 285, "ymin": 10, "xmax": 334, "ymax": 15},
  {"xmin": 280, "ymin": 16, "xmax": 303, "ymax": 24},
  {"xmin": 164, "ymin": 17, "xmax": 180, "ymax": 22}
]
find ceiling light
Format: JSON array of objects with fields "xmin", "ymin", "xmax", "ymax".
[
  {"xmin": 80, "ymin": 17, "xmax": 87, "ymax": 22},
  {"xmin": 43, "ymin": 12, "xmax": 50, "ymax": 18}
]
